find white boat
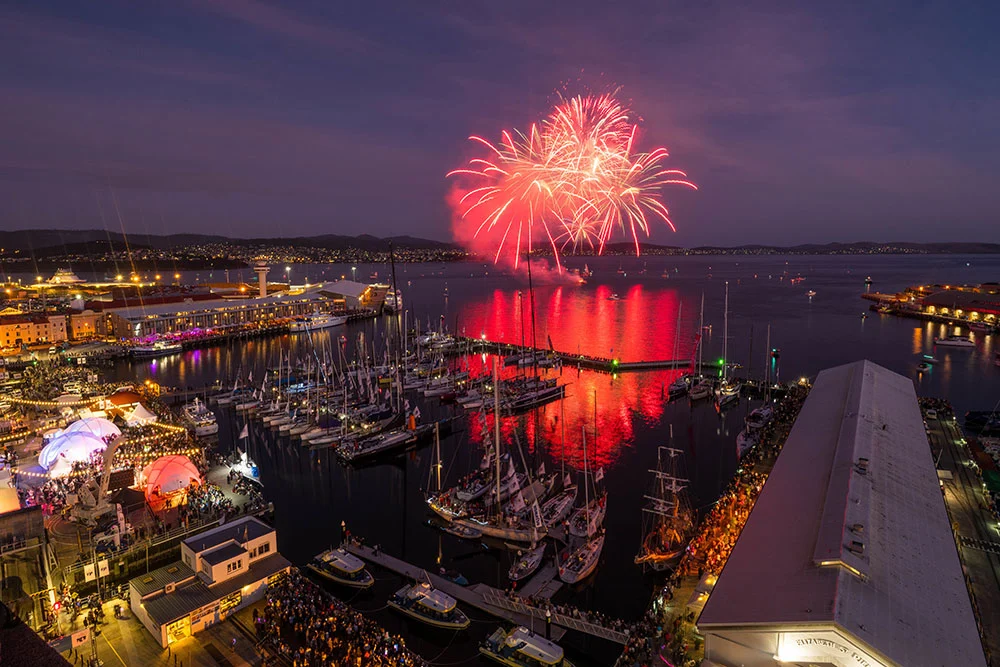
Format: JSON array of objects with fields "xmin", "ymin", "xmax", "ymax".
[
  {"xmin": 541, "ymin": 485, "xmax": 577, "ymax": 528},
  {"xmin": 607, "ymin": 293, "xmax": 620, "ymax": 301},
  {"xmin": 568, "ymin": 496, "xmax": 606, "ymax": 538},
  {"xmin": 183, "ymin": 399, "xmax": 218, "ymax": 437},
  {"xmin": 508, "ymin": 542, "xmax": 546, "ymax": 582},
  {"xmin": 306, "ymin": 548, "xmax": 374, "ymax": 588},
  {"xmin": 388, "ymin": 582, "xmax": 470, "ymax": 629},
  {"xmin": 234, "ymin": 399, "xmax": 259, "ymax": 412},
  {"xmin": 558, "ymin": 532, "xmax": 605, "ymax": 584},
  {"xmin": 715, "ymin": 381, "xmax": 741, "ymax": 410},
  {"xmin": 289, "ymin": 313, "xmax": 348, "ymax": 332},
  {"xmin": 736, "ymin": 430, "xmax": 756, "ymax": 459},
  {"xmin": 935, "ymin": 335, "xmax": 975, "ymax": 348},
  {"xmin": 130, "ymin": 340, "xmax": 182, "ymax": 358},
  {"xmin": 480, "ymin": 626, "xmax": 574, "ymax": 667},
  {"xmin": 744, "ymin": 404, "xmax": 774, "ymax": 431},
  {"xmin": 807, "ymin": 290, "xmax": 817, "ymax": 298}
]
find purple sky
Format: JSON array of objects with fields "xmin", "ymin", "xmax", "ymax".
[{"xmin": 2, "ymin": 1, "xmax": 998, "ymax": 245}]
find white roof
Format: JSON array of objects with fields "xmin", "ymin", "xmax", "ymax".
[
  {"xmin": 321, "ymin": 280, "xmax": 369, "ymax": 298},
  {"xmin": 698, "ymin": 360, "xmax": 987, "ymax": 667},
  {"xmin": 505, "ymin": 626, "xmax": 564, "ymax": 664},
  {"xmin": 405, "ymin": 582, "xmax": 456, "ymax": 613},
  {"xmin": 321, "ymin": 548, "xmax": 365, "ymax": 574},
  {"xmin": 105, "ymin": 285, "xmax": 331, "ymax": 320}
]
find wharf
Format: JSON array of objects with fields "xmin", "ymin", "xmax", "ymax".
[
  {"xmin": 344, "ymin": 542, "xmax": 566, "ymax": 641},
  {"xmin": 451, "ymin": 336, "xmax": 720, "ymax": 374}
]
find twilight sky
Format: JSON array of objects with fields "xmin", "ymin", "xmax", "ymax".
[{"xmin": 2, "ymin": 1, "xmax": 998, "ymax": 245}]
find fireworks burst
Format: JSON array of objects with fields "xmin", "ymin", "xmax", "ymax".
[{"xmin": 447, "ymin": 93, "xmax": 697, "ymax": 267}]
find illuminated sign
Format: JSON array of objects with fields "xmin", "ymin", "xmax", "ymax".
[{"xmin": 777, "ymin": 631, "xmax": 888, "ymax": 667}]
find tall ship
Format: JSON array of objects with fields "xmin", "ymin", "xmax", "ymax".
[
  {"xmin": 289, "ymin": 313, "xmax": 348, "ymax": 332},
  {"xmin": 634, "ymin": 447, "xmax": 694, "ymax": 571}
]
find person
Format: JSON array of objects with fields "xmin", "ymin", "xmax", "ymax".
[{"xmin": 231, "ymin": 636, "xmax": 237, "ymax": 651}]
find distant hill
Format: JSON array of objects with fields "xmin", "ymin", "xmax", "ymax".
[{"xmin": 0, "ymin": 229, "xmax": 454, "ymax": 254}]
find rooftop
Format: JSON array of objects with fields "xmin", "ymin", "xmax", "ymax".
[
  {"xmin": 698, "ymin": 360, "xmax": 986, "ymax": 667},
  {"xmin": 130, "ymin": 562, "xmax": 196, "ymax": 598},
  {"xmin": 319, "ymin": 279, "xmax": 370, "ymax": 298},
  {"xmin": 200, "ymin": 542, "xmax": 247, "ymax": 566},
  {"xmin": 142, "ymin": 553, "xmax": 291, "ymax": 626},
  {"xmin": 182, "ymin": 516, "xmax": 272, "ymax": 554},
  {"xmin": 98, "ymin": 285, "xmax": 331, "ymax": 320}
]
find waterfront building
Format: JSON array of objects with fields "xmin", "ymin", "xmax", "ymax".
[
  {"xmin": 697, "ymin": 360, "xmax": 987, "ymax": 667},
  {"xmin": 88, "ymin": 284, "xmax": 347, "ymax": 338},
  {"xmin": 129, "ymin": 516, "xmax": 290, "ymax": 647},
  {"xmin": 920, "ymin": 287, "xmax": 1000, "ymax": 323},
  {"xmin": 0, "ymin": 314, "xmax": 67, "ymax": 348},
  {"xmin": 319, "ymin": 279, "xmax": 376, "ymax": 310}
]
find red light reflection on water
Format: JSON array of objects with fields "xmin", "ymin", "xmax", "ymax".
[{"xmin": 459, "ymin": 285, "xmax": 700, "ymax": 469}]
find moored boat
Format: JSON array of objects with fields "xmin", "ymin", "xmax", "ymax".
[
  {"xmin": 935, "ymin": 335, "xmax": 975, "ymax": 348},
  {"xmin": 289, "ymin": 313, "xmax": 348, "ymax": 332},
  {"xmin": 508, "ymin": 542, "xmax": 546, "ymax": 582},
  {"xmin": 306, "ymin": 548, "xmax": 374, "ymax": 589},
  {"xmin": 480, "ymin": 626, "xmax": 574, "ymax": 667},
  {"xmin": 558, "ymin": 532, "xmax": 605, "ymax": 584},
  {"xmin": 388, "ymin": 582, "xmax": 470, "ymax": 629}
]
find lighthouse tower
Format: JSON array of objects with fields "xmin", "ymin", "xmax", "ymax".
[{"xmin": 254, "ymin": 262, "xmax": 270, "ymax": 297}]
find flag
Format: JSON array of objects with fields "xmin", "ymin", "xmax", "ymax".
[
  {"xmin": 510, "ymin": 474, "xmax": 521, "ymax": 494},
  {"xmin": 84, "ymin": 564, "xmax": 96, "ymax": 582},
  {"xmin": 537, "ymin": 462, "xmax": 546, "ymax": 476},
  {"xmin": 239, "ymin": 424, "xmax": 249, "ymax": 440},
  {"xmin": 564, "ymin": 473, "xmax": 572, "ymax": 488},
  {"xmin": 511, "ymin": 492, "xmax": 526, "ymax": 513},
  {"xmin": 97, "ymin": 559, "xmax": 110, "ymax": 577},
  {"xmin": 531, "ymin": 501, "xmax": 544, "ymax": 529},
  {"xmin": 404, "ymin": 399, "xmax": 410, "ymax": 411},
  {"xmin": 595, "ymin": 467, "xmax": 604, "ymax": 483},
  {"xmin": 248, "ymin": 371, "xmax": 253, "ymax": 383},
  {"xmin": 413, "ymin": 406, "xmax": 421, "ymax": 420}
]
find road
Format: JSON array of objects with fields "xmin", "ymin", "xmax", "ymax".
[{"xmin": 926, "ymin": 412, "xmax": 1000, "ymax": 665}]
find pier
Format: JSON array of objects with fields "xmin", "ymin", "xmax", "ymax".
[
  {"xmin": 450, "ymin": 335, "xmax": 721, "ymax": 374},
  {"xmin": 346, "ymin": 541, "xmax": 633, "ymax": 645}
]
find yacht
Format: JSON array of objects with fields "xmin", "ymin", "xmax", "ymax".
[
  {"xmin": 558, "ymin": 531, "xmax": 605, "ymax": 584},
  {"xmin": 688, "ymin": 378, "xmax": 713, "ymax": 401},
  {"xmin": 568, "ymin": 496, "xmax": 606, "ymax": 538},
  {"xmin": 934, "ymin": 335, "xmax": 975, "ymax": 348},
  {"xmin": 480, "ymin": 626, "xmax": 574, "ymax": 667},
  {"xmin": 306, "ymin": 548, "xmax": 374, "ymax": 589},
  {"xmin": 289, "ymin": 313, "xmax": 348, "ymax": 332},
  {"xmin": 714, "ymin": 381, "xmax": 741, "ymax": 410},
  {"xmin": 541, "ymin": 485, "xmax": 578, "ymax": 528},
  {"xmin": 607, "ymin": 293, "xmax": 621, "ymax": 301},
  {"xmin": 183, "ymin": 399, "xmax": 218, "ymax": 437},
  {"xmin": 917, "ymin": 362, "xmax": 931, "ymax": 373},
  {"xmin": 130, "ymin": 340, "xmax": 182, "ymax": 358},
  {"xmin": 807, "ymin": 290, "xmax": 817, "ymax": 298},
  {"xmin": 508, "ymin": 542, "xmax": 546, "ymax": 583},
  {"xmin": 388, "ymin": 582, "xmax": 470, "ymax": 629},
  {"xmin": 736, "ymin": 430, "xmax": 756, "ymax": 459},
  {"xmin": 744, "ymin": 405, "xmax": 774, "ymax": 431}
]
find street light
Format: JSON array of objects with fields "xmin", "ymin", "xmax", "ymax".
[{"xmin": 352, "ymin": 266, "xmax": 357, "ymax": 281}]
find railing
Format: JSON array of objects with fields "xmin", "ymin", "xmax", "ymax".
[{"xmin": 480, "ymin": 589, "xmax": 629, "ymax": 644}]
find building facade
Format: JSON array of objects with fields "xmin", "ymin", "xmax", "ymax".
[
  {"xmin": 0, "ymin": 314, "xmax": 67, "ymax": 348},
  {"xmin": 129, "ymin": 517, "xmax": 290, "ymax": 647}
]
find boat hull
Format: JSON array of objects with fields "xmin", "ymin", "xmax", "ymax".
[
  {"xmin": 306, "ymin": 563, "xmax": 374, "ymax": 589},
  {"xmin": 387, "ymin": 600, "xmax": 470, "ymax": 630}
]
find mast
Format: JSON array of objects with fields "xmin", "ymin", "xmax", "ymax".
[
  {"xmin": 764, "ymin": 324, "xmax": 771, "ymax": 402},
  {"xmin": 582, "ymin": 425, "xmax": 590, "ymax": 538},
  {"xmin": 723, "ymin": 281, "xmax": 729, "ymax": 381},
  {"xmin": 434, "ymin": 421, "xmax": 441, "ymax": 493},
  {"xmin": 698, "ymin": 292, "xmax": 704, "ymax": 378},
  {"xmin": 494, "ymin": 357, "xmax": 501, "ymax": 509}
]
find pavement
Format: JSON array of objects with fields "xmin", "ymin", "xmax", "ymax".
[
  {"xmin": 55, "ymin": 598, "xmax": 266, "ymax": 667},
  {"xmin": 925, "ymin": 413, "xmax": 1000, "ymax": 663}
]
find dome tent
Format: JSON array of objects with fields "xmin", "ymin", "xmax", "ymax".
[
  {"xmin": 65, "ymin": 417, "xmax": 121, "ymax": 441},
  {"xmin": 38, "ymin": 431, "xmax": 108, "ymax": 475},
  {"xmin": 142, "ymin": 455, "xmax": 201, "ymax": 499}
]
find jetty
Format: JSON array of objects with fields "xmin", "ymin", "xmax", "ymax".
[
  {"xmin": 451, "ymin": 335, "xmax": 721, "ymax": 374},
  {"xmin": 346, "ymin": 541, "xmax": 632, "ymax": 644}
]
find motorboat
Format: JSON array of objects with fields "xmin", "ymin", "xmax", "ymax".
[
  {"xmin": 437, "ymin": 522, "xmax": 482, "ymax": 540},
  {"xmin": 306, "ymin": 548, "xmax": 374, "ymax": 589},
  {"xmin": 607, "ymin": 293, "xmax": 621, "ymax": 301},
  {"xmin": 508, "ymin": 542, "xmax": 546, "ymax": 582},
  {"xmin": 289, "ymin": 313, "xmax": 348, "ymax": 332},
  {"xmin": 182, "ymin": 399, "xmax": 218, "ymax": 437},
  {"xmin": 921, "ymin": 354, "xmax": 940, "ymax": 364},
  {"xmin": 934, "ymin": 335, "xmax": 975, "ymax": 348},
  {"xmin": 917, "ymin": 362, "xmax": 931, "ymax": 373},
  {"xmin": 388, "ymin": 582, "xmax": 470, "ymax": 629},
  {"xmin": 438, "ymin": 568, "xmax": 468, "ymax": 586},
  {"xmin": 558, "ymin": 532, "xmax": 605, "ymax": 584},
  {"xmin": 480, "ymin": 626, "xmax": 574, "ymax": 667},
  {"xmin": 130, "ymin": 340, "xmax": 182, "ymax": 358},
  {"xmin": 807, "ymin": 290, "xmax": 817, "ymax": 298}
]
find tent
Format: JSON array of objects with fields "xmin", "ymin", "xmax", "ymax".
[
  {"xmin": 125, "ymin": 404, "xmax": 158, "ymax": 427},
  {"xmin": 65, "ymin": 417, "xmax": 121, "ymax": 441},
  {"xmin": 38, "ymin": 431, "xmax": 107, "ymax": 474},
  {"xmin": 142, "ymin": 455, "xmax": 201, "ymax": 499}
]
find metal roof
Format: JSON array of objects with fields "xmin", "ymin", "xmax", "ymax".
[
  {"xmin": 129, "ymin": 562, "xmax": 196, "ymax": 598},
  {"xmin": 104, "ymin": 285, "xmax": 331, "ymax": 320},
  {"xmin": 319, "ymin": 280, "xmax": 370, "ymax": 298},
  {"xmin": 200, "ymin": 542, "xmax": 247, "ymax": 566},
  {"xmin": 142, "ymin": 553, "xmax": 291, "ymax": 627},
  {"xmin": 697, "ymin": 360, "xmax": 987, "ymax": 667},
  {"xmin": 181, "ymin": 517, "xmax": 272, "ymax": 554}
]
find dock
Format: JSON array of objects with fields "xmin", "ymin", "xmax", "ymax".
[
  {"xmin": 345, "ymin": 542, "xmax": 630, "ymax": 644},
  {"xmin": 451, "ymin": 336, "xmax": 721, "ymax": 374}
]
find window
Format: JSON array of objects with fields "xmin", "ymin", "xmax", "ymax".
[{"xmin": 226, "ymin": 559, "xmax": 244, "ymax": 574}]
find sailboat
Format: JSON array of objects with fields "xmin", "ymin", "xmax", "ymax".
[
  {"xmin": 635, "ymin": 447, "xmax": 693, "ymax": 571},
  {"xmin": 715, "ymin": 281, "xmax": 741, "ymax": 410},
  {"xmin": 559, "ymin": 427, "xmax": 605, "ymax": 584},
  {"xmin": 508, "ymin": 542, "xmax": 546, "ymax": 582},
  {"xmin": 689, "ymin": 293, "xmax": 713, "ymax": 401}
]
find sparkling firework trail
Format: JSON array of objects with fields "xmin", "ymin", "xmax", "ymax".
[{"xmin": 447, "ymin": 93, "xmax": 697, "ymax": 267}]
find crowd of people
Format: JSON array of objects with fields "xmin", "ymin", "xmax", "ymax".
[
  {"xmin": 257, "ymin": 570, "xmax": 425, "ymax": 667},
  {"xmin": 615, "ymin": 387, "xmax": 809, "ymax": 667},
  {"xmin": 502, "ymin": 589, "xmax": 638, "ymax": 637}
]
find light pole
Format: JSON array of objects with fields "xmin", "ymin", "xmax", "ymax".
[
  {"xmin": 285, "ymin": 266, "xmax": 291, "ymax": 285},
  {"xmin": 351, "ymin": 266, "xmax": 357, "ymax": 281}
]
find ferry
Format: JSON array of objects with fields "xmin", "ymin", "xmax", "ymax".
[
  {"xmin": 306, "ymin": 548, "xmax": 374, "ymax": 589},
  {"xmin": 480, "ymin": 626, "xmax": 574, "ymax": 667},
  {"xmin": 130, "ymin": 340, "xmax": 183, "ymax": 358},
  {"xmin": 183, "ymin": 398, "xmax": 218, "ymax": 437},
  {"xmin": 289, "ymin": 313, "xmax": 347, "ymax": 332},
  {"xmin": 934, "ymin": 335, "xmax": 975, "ymax": 348},
  {"xmin": 388, "ymin": 582, "xmax": 470, "ymax": 629}
]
